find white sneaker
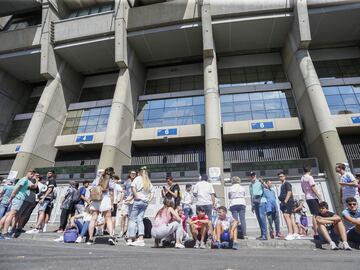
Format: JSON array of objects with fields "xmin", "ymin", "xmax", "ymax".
[
  {"xmin": 126, "ymin": 239, "xmax": 132, "ymax": 246},
  {"xmin": 26, "ymin": 229, "xmax": 40, "ymax": 234},
  {"xmin": 43, "ymin": 224, "xmax": 47, "ymax": 232},
  {"xmin": 194, "ymin": 240, "xmax": 200, "ymax": 249},
  {"xmin": 75, "ymin": 236, "xmax": 83, "ymax": 243},
  {"xmin": 175, "ymin": 243, "xmax": 185, "ymax": 249},
  {"xmin": 293, "ymin": 234, "xmax": 302, "ymax": 240},
  {"xmin": 199, "ymin": 241, "xmax": 206, "ymax": 249},
  {"xmin": 330, "ymin": 241, "xmax": 339, "ymax": 250},
  {"xmin": 53, "ymin": 236, "xmax": 63, "ymax": 242},
  {"xmin": 285, "ymin": 234, "xmax": 294, "ymax": 241},
  {"xmin": 340, "ymin": 241, "xmax": 352, "ymax": 250},
  {"xmin": 130, "ymin": 239, "xmax": 145, "ymax": 247}
]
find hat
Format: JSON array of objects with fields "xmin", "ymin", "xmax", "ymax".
[
  {"xmin": 250, "ymin": 171, "xmax": 256, "ymax": 176},
  {"xmin": 200, "ymin": 174, "xmax": 208, "ymax": 181}
]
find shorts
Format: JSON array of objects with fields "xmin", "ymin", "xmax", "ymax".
[
  {"xmin": 38, "ymin": 200, "xmax": 51, "ymax": 212},
  {"xmin": 90, "ymin": 194, "xmax": 111, "ymax": 212},
  {"xmin": 120, "ymin": 203, "xmax": 130, "ymax": 216},
  {"xmin": 347, "ymin": 228, "xmax": 360, "ymax": 244},
  {"xmin": 111, "ymin": 204, "xmax": 117, "ymax": 217},
  {"xmin": 280, "ymin": 200, "xmax": 294, "ymax": 214},
  {"xmin": 319, "ymin": 228, "xmax": 339, "ymax": 243},
  {"xmin": 45, "ymin": 202, "xmax": 53, "ymax": 217},
  {"xmin": 10, "ymin": 198, "xmax": 24, "ymax": 211},
  {"xmin": 306, "ymin": 199, "xmax": 320, "ymax": 215}
]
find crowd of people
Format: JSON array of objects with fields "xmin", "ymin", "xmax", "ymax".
[{"xmin": 0, "ymin": 163, "xmax": 359, "ymax": 251}]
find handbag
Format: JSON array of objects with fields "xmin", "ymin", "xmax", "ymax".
[{"xmin": 90, "ymin": 186, "xmax": 103, "ymax": 201}]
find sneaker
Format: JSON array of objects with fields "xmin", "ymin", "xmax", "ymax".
[
  {"xmin": 285, "ymin": 234, "xmax": 295, "ymax": 241},
  {"xmin": 86, "ymin": 240, "xmax": 94, "ymax": 245},
  {"xmin": 175, "ymin": 243, "xmax": 185, "ymax": 249},
  {"xmin": 276, "ymin": 232, "xmax": 284, "ymax": 239},
  {"xmin": 0, "ymin": 234, "xmax": 5, "ymax": 240},
  {"xmin": 130, "ymin": 239, "xmax": 145, "ymax": 247},
  {"xmin": 43, "ymin": 224, "xmax": 47, "ymax": 232},
  {"xmin": 2, "ymin": 233, "xmax": 12, "ymax": 239},
  {"xmin": 270, "ymin": 232, "xmax": 275, "ymax": 239},
  {"xmin": 126, "ymin": 239, "xmax": 133, "ymax": 246},
  {"xmin": 232, "ymin": 242, "xmax": 240, "ymax": 250},
  {"xmin": 341, "ymin": 241, "xmax": 352, "ymax": 250},
  {"xmin": 293, "ymin": 234, "xmax": 302, "ymax": 240},
  {"xmin": 75, "ymin": 236, "xmax": 83, "ymax": 243},
  {"xmin": 194, "ymin": 240, "xmax": 200, "ymax": 249},
  {"xmin": 108, "ymin": 238, "xmax": 116, "ymax": 246},
  {"xmin": 330, "ymin": 241, "xmax": 339, "ymax": 250},
  {"xmin": 26, "ymin": 229, "xmax": 40, "ymax": 234},
  {"xmin": 199, "ymin": 241, "xmax": 206, "ymax": 249},
  {"xmin": 53, "ymin": 236, "xmax": 63, "ymax": 242}
]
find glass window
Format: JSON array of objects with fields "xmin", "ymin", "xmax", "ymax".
[
  {"xmin": 163, "ymin": 108, "xmax": 177, "ymax": 118},
  {"xmin": 265, "ymin": 99, "xmax": 282, "ymax": 110},
  {"xmin": 326, "ymin": 95, "xmax": 344, "ymax": 106},
  {"xmin": 177, "ymin": 97, "xmax": 192, "ymax": 107},
  {"xmin": 233, "ymin": 93, "xmax": 249, "ymax": 102},
  {"xmin": 145, "ymin": 75, "xmax": 204, "ymax": 94},
  {"xmin": 249, "ymin": 93, "xmax": 263, "ymax": 101},
  {"xmin": 149, "ymin": 100, "xmax": 165, "ymax": 109},
  {"xmin": 324, "ymin": 85, "xmax": 360, "ymax": 115},
  {"xmin": 222, "ymin": 113, "xmax": 235, "ymax": 122},
  {"xmin": 234, "ymin": 102, "xmax": 251, "ymax": 112},
  {"xmin": 342, "ymin": 94, "xmax": 358, "ymax": 105},
  {"xmin": 252, "ymin": 111, "xmax": 267, "ymax": 120},
  {"xmin": 323, "ymin": 86, "xmax": 340, "ymax": 96},
  {"xmin": 235, "ymin": 112, "xmax": 252, "ymax": 121},
  {"xmin": 149, "ymin": 108, "xmax": 164, "ymax": 119},
  {"xmin": 251, "ymin": 101, "xmax": 265, "ymax": 111},
  {"xmin": 314, "ymin": 59, "xmax": 360, "ymax": 79},
  {"xmin": 193, "ymin": 96, "xmax": 205, "ymax": 105},
  {"xmin": 339, "ymin": 86, "xmax": 354, "ymax": 94}
]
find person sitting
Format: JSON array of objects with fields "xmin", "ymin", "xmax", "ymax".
[
  {"xmin": 213, "ymin": 206, "xmax": 239, "ymax": 250},
  {"xmin": 342, "ymin": 197, "xmax": 360, "ymax": 247},
  {"xmin": 189, "ymin": 206, "xmax": 211, "ymax": 249},
  {"xmin": 151, "ymin": 198, "xmax": 184, "ymax": 249},
  {"xmin": 316, "ymin": 201, "xmax": 351, "ymax": 250},
  {"xmin": 69, "ymin": 205, "xmax": 93, "ymax": 243}
]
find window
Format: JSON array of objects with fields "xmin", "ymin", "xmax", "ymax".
[
  {"xmin": 136, "ymin": 96, "xmax": 205, "ymax": 128},
  {"xmin": 145, "ymin": 75, "xmax": 204, "ymax": 94},
  {"xmin": 220, "ymin": 90, "xmax": 297, "ymax": 122},
  {"xmin": 4, "ymin": 10, "xmax": 42, "ymax": 31},
  {"xmin": 314, "ymin": 59, "xmax": 360, "ymax": 79},
  {"xmin": 323, "ymin": 85, "xmax": 360, "ymax": 115},
  {"xmin": 67, "ymin": 2, "xmax": 114, "ymax": 18},
  {"xmin": 79, "ymin": 85, "xmax": 115, "ymax": 102},
  {"xmin": 62, "ymin": 106, "xmax": 111, "ymax": 135},
  {"xmin": 218, "ymin": 65, "xmax": 287, "ymax": 88}
]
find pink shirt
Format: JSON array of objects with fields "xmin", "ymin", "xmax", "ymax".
[
  {"xmin": 301, "ymin": 174, "xmax": 317, "ymax": 200},
  {"xmin": 153, "ymin": 208, "xmax": 172, "ymax": 228}
]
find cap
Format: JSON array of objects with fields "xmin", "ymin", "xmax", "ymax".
[{"xmin": 250, "ymin": 171, "xmax": 256, "ymax": 176}]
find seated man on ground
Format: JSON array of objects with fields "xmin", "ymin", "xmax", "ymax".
[
  {"xmin": 316, "ymin": 201, "xmax": 351, "ymax": 250},
  {"xmin": 342, "ymin": 197, "xmax": 360, "ymax": 247},
  {"xmin": 189, "ymin": 206, "xmax": 211, "ymax": 249},
  {"xmin": 213, "ymin": 206, "xmax": 239, "ymax": 250}
]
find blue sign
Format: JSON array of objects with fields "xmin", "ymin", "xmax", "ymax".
[
  {"xmin": 251, "ymin": 121, "xmax": 274, "ymax": 130},
  {"xmin": 15, "ymin": 145, "xmax": 21, "ymax": 152},
  {"xmin": 351, "ymin": 116, "xmax": 360, "ymax": 124},
  {"xmin": 157, "ymin": 128, "xmax": 177, "ymax": 136},
  {"xmin": 75, "ymin": 135, "xmax": 94, "ymax": 143}
]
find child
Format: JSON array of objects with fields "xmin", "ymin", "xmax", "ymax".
[
  {"xmin": 189, "ymin": 206, "xmax": 211, "ymax": 249},
  {"xmin": 294, "ymin": 199, "xmax": 308, "ymax": 235},
  {"xmin": 182, "ymin": 184, "xmax": 194, "ymax": 219},
  {"xmin": 213, "ymin": 206, "xmax": 239, "ymax": 250}
]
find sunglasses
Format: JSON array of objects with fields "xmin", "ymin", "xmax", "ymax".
[{"xmin": 348, "ymin": 203, "xmax": 357, "ymax": 206}]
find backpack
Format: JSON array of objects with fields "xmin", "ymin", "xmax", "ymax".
[
  {"xmin": 143, "ymin": 217, "xmax": 152, "ymax": 238},
  {"xmin": 63, "ymin": 227, "xmax": 78, "ymax": 243},
  {"xmin": 71, "ymin": 189, "xmax": 82, "ymax": 205}
]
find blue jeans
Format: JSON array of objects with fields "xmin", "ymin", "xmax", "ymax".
[
  {"xmin": 183, "ymin": 207, "xmax": 193, "ymax": 219},
  {"xmin": 230, "ymin": 204, "xmax": 247, "ymax": 237},
  {"xmin": 0, "ymin": 203, "xmax": 9, "ymax": 219},
  {"xmin": 254, "ymin": 202, "xmax": 268, "ymax": 238},
  {"xmin": 75, "ymin": 220, "xmax": 90, "ymax": 237},
  {"xmin": 128, "ymin": 200, "xmax": 148, "ymax": 238}
]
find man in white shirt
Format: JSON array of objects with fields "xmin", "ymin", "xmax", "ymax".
[
  {"xmin": 182, "ymin": 184, "xmax": 194, "ymax": 218},
  {"xmin": 193, "ymin": 174, "xmax": 215, "ymax": 220},
  {"xmin": 336, "ymin": 163, "xmax": 360, "ymax": 208}
]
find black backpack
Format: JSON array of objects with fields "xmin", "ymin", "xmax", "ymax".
[
  {"xmin": 71, "ymin": 189, "xmax": 81, "ymax": 205},
  {"xmin": 143, "ymin": 217, "xmax": 152, "ymax": 239}
]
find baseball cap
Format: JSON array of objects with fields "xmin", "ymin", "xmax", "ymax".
[{"xmin": 250, "ymin": 171, "xmax": 256, "ymax": 176}]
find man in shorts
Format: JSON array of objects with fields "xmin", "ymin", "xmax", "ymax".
[
  {"xmin": 278, "ymin": 172, "xmax": 299, "ymax": 240},
  {"xmin": 316, "ymin": 201, "xmax": 351, "ymax": 250},
  {"xmin": 190, "ymin": 206, "xmax": 211, "ymax": 249},
  {"xmin": 0, "ymin": 169, "xmax": 35, "ymax": 239},
  {"xmin": 342, "ymin": 197, "xmax": 360, "ymax": 247},
  {"xmin": 213, "ymin": 206, "xmax": 239, "ymax": 250}
]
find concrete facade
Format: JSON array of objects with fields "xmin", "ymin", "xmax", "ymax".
[{"xmin": 0, "ymin": 0, "xmax": 360, "ymax": 211}]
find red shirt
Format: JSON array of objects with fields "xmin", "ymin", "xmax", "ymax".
[{"xmin": 191, "ymin": 215, "xmax": 209, "ymax": 230}]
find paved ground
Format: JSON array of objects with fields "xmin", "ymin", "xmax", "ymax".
[{"xmin": 0, "ymin": 238, "xmax": 359, "ymax": 270}]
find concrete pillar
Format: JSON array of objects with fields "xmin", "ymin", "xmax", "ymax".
[
  {"xmin": 10, "ymin": 1, "xmax": 83, "ymax": 177},
  {"xmin": 98, "ymin": 0, "xmax": 145, "ymax": 173},
  {"xmin": 0, "ymin": 70, "xmax": 30, "ymax": 144},
  {"xmin": 282, "ymin": 0, "xmax": 346, "ymax": 213},
  {"xmin": 201, "ymin": 1, "xmax": 224, "ymax": 199}
]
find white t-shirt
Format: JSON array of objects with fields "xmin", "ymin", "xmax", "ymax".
[
  {"xmin": 341, "ymin": 172, "xmax": 359, "ymax": 203},
  {"xmin": 113, "ymin": 183, "xmax": 123, "ymax": 203},
  {"xmin": 182, "ymin": 191, "xmax": 193, "ymax": 207},
  {"xmin": 131, "ymin": 176, "xmax": 155, "ymax": 203},
  {"xmin": 228, "ymin": 183, "xmax": 246, "ymax": 207},
  {"xmin": 193, "ymin": 181, "xmax": 215, "ymax": 206}
]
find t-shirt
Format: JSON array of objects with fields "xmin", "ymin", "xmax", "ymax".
[
  {"xmin": 191, "ymin": 215, "xmax": 209, "ymax": 230},
  {"xmin": 263, "ymin": 188, "xmax": 277, "ymax": 208},
  {"xmin": 15, "ymin": 177, "xmax": 30, "ymax": 201},
  {"xmin": 228, "ymin": 183, "xmax": 246, "ymax": 207},
  {"xmin": 61, "ymin": 186, "xmax": 76, "ymax": 210},
  {"xmin": 77, "ymin": 186, "xmax": 87, "ymax": 205},
  {"xmin": 319, "ymin": 210, "xmax": 335, "ymax": 230},
  {"xmin": 165, "ymin": 184, "xmax": 180, "ymax": 207},
  {"xmin": 131, "ymin": 176, "xmax": 155, "ymax": 203},
  {"xmin": 182, "ymin": 191, "xmax": 193, "ymax": 207},
  {"xmin": 249, "ymin": 180, "xmax": 267, "ymax": 204},
  {"xmin": 279, "ymin": 181, "xmax": 294, "ymax": 203},
  {"xmin": 0, "ymin": 185, "xmax": 15, "ymax": 205},
  {"xmin": 217, "ymin": 215, "xmax": 235, "ymax": 231},
  {"xmin": 301, "ymin": 174, "xmax": 317, "ymax": 200},
  {"xmin": 340, "ymin": 172, "xmax": 359, "ymax": 203},
  {"xmin": 113, "ymin": 183, "xmax": 123, "ymax": 203},
  {"xmin": 44, "ymin": 177, "xmax": 57, "ymax": 201},
  {"xmin": 123, "ymin": 179, "xmax": 132, "ymax": 199},
  {"xmin": 193, "ymin": 181, "xmax": 215, "ymax": 206},
  {"xmin": 342, "ymin": 208, "xmax": 360, "ymax": 231}
]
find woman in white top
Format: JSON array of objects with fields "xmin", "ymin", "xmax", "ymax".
[
  {"xmin": 228, "ymin": 176, "xmax": 247, "ymax": 238},
  {"xmin": 127, "ymin": 166, "xmax": 155, "ymax": 247}
]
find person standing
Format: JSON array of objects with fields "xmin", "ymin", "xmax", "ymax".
[
  {"xmin": 193, "ymin": 174, "xmax": 216, "ymax": 220},
  {"xmin": 120, "ymin": 171, "xmax": 136, "ymax": 237},
  {"xmin": 0, "ymin": 179, "xmax": 15, "ymax": 219},
  {"xmin": 336, "ymin": 163, "xmax": 360, "ymax": 208},
  {"xmin": 278, "ymin": 172, "xmax": 299, "ymax": 241},
  {"xmin": 111, "ymin": 175, "xmax": 124, "ymax": 231},
  {"xmin": 249, "ymin": 172, "xmax": 268, "ymax": 240},
  {"xmin": 74, "ymin": 180, "xmax": 90, "ymax": 215},
  {"xmin": 264, "ymin": 179, "xmax": 282, "ymax": 239},
  {"xmin": 161, "ymin": 176, "xmax": 181, "ymax": 208},
  {"xmin": 127, "ymin": 166, "xmax": 155, "ymax": 247},
  {"xmin": 228, "ymin": 176, "xmax": 247, "ymax": 239},
  {"xmin": 57, "ymin": 181, "xmax": 78, "ymax": 233},
  {"xmin": 300, "ymin": 165, "xmax": 323, "ymax": 239},
  {"xmin": 182, "ymin": 184, "xmax": 194, "ymax": 219}
]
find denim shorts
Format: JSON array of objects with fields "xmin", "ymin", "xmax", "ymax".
[
  {"xmin": 38, "ymin": 200, "xmax": 51, "ymax": 212},
  {"xmin": 10, "ymin": 198, "xmax": 24, "ymax": 211}
]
